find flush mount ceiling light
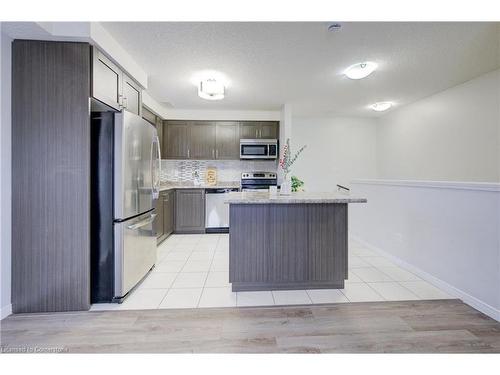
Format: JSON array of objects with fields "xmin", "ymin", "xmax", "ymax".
[
  {"xmin": 370, "ymin": 102, "xmax": 393, "ymax": 112},
  {"xmin": 327, "ymin": 23, "xmax": 342, "ymax": 32},
  {"xmin": 198, "ymin": 78, "xmax": 225, "ymax": 100},
  {"xmin": 344, "ymin": 62, "xmax": 378, "ymax": 80}
]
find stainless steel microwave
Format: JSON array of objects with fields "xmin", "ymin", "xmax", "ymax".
[{"xmin": 240, "ymin": 139, "xmax": 278, "ymax": 160}]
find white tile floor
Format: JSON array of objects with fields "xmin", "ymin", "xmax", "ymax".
[{"xmin": 91, "ymin": 233, "xmax": 453, "ymax": 311}]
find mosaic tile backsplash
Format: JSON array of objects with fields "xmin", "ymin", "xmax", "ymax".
[{"xmin": 160, "ymin": 159, "xmax": 278, "ymax": 183}]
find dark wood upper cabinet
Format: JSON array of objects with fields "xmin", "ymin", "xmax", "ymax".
[
  {"xmin": 162, "ymin": 119, "xmax": 169, "ymax": 158},
  {"xmin": 239, "ymin": 122, "xmax": 260, "ymax": 139},
  {"xmin": 91, "ymin": 47, "xmax": 143, "ymax": 114},
  {"xmin": 122, "ymin": 74, "xmax": 141, "ymax": 116},
  {"xmin": 260, "ymin": 122, "xmax": 279, "ymax": 139},
  {"xmin": 91, "ymin": 48, "xmax": 122, "ymax": 111},
  {"xmin": 165, "ymin": 121, "xmax": 190, "ymax": 159},
  {"xmin": 142, "ymin": 106, "xmax": 164, "ymax": 157},
  {"xmin": 175, "ymin": 189, "xmax": 205, "ymax": 233},
  {"xmin": 142, "ymin": 107, "xmax": 156, "ymax": 124},
  {"xmin": 216, "ymin": 122, "xmax": 240, "ymax": 160},
  {"xmin": 189, "ymin": 121, "xmax": 216, "ymax": 159},
  {"xmin": 239, "ymin": 121, "xmax": 279, "ymax": 139},
  {"xmin": 164, "ymin": 120, "xmax": 279, "ymax": 160}
]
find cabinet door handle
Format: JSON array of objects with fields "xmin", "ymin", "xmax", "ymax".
[
  {"xmin": 256, "ymin": 128, "xmax": 258, "ymax": 138},
  {"xmin": 212, "ymin": 149, "xmax": 215, "ymax": 159},
  {"xmin": 187, "ymin": 149, "xmax": 190, "ymax": 158},
  {"xmin": 216, "ymin": 149, "xmax": 219, "ymax": 159},
  {"xmin": 122, "ymin": 96, "xmax": 128, "ymax": 109}
]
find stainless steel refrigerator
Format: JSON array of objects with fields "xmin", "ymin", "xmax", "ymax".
[{"xmin": 91, "ymin": 111, "xmax": 161, "ymax": 303}]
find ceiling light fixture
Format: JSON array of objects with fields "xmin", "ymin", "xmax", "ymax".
[
  {"xmin": 198, "ymin": 78, "xmax": 225, "ymax": 100},
  {"xmin": 344, "ymin": 62, "xmax": 378, "ymax": 80},
  {"xmin": 370, "ymin": 102, "xmax": 392, "ymax": 112}
]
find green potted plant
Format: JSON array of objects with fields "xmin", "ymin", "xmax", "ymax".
[{"xmin": 291, "ymin": 176, "xmax": 305, "ymax": 192}]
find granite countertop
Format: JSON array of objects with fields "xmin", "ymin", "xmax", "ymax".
[
  {"xmin": 224, "ymin": 191, "xmax": 367, "ymax": 204},
  {"xmin": 159, "ymin": 181, "xmax": 240, "ymax": 191}
]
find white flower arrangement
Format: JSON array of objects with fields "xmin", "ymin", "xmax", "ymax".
[{"xmin": 279, "ymin": 138, "xmax": 306, "ymax": 180}]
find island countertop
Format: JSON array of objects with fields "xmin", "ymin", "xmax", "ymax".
[{"xmin": 225, "ymin": 191, "xmax": 367, "ymax": 204}]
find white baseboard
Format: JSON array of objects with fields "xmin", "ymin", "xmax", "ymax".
[
  {"xmin": 1, "ymin": 304, "xmax": 12, "ymax": 320},
  {"xmin": 350, "ymin": 235, "xmax": 500, "ymax": 322}
]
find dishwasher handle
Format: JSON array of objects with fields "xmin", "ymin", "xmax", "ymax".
[{"xmin": 205, "ymin": 188, "xmax": 239, "ymax": 194}]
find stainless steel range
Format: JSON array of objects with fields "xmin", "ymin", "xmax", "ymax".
[{"xmin": 241, "ymin": 172, "xmax": 278, "ymax": 191}]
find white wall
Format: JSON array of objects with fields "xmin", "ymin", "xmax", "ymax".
[
  {"xmin": 350, "ymin": 181, "xmax": 500, "ymax": 321},
  {"xmin": 0, "ymin": 26, "xmax": 12, "ymax": 319},
  {"xmin": 350, "ymin": 69, "xmax": 500, "ymax": 321},
  {"xmin": 278, "ymin": 104, "xmax": 293, "ymax": 184},
  {"xmin": 291, "ymin": 117, "xmax": 378, "ymax": 192},
  {"xmin": 376, "ymin": 69, "xmax": 500, "ymax": 182}
]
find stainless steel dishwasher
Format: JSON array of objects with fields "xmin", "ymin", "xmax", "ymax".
[{"xmin": 205, "ymin": 188, "xmax": 239, "ymax": 233}]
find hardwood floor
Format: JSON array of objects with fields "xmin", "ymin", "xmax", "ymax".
[{"xmin": 1, "ymin": 299, "xmax": 499, "ymax": 353}]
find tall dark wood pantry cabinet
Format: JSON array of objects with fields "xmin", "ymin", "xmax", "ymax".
[{"xmin": 12, "ymin": 40, "xmax": 91, "ymax": 313}]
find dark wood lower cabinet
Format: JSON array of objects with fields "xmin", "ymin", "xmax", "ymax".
[
  {"xmin": 164, "ymin": 190, "xmax": 175, "ymax": 237},
  {"xmin": 175, "ymin": 189, "xmax": 206, "ymax": 234},
  {"xmin": 154, "ymin": 194, "xmax": 165, "ymax": 243},
  {"xmin": 156, "ymin": 188, "xmax": 205, "ymax": 240},
  {"xmin": 156, "ymin": 190, "xmax": 175, "ymax": 244},
  {"xmin": 229, "ymin": 203, "xmax": 347, "ymax": 292}
]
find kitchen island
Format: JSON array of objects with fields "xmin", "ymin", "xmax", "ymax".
[{"xmin": 225, "ymin": 191, "xmax": 367, "ymax": 292}]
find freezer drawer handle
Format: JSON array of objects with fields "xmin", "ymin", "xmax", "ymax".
[{"xmin": 127, "ymin": 214, "xmax": 157, "ymax": 230}]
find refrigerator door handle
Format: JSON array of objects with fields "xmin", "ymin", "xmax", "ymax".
[
  {"xmin": 151, "ymin": 136, "xmax": 161, "ymax": 200},
  {"xmin": 150, "ymin": 137, "xmax": 155, "ymax": 199},
  {"xmin": 156, "ymin": 135, "xmax": 162, "ymax": 162},
  {"xmin": 155, "ymin": 135, "xmax": 162, "ymax": 189}
]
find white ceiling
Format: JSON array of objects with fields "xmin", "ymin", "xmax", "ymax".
[{"xmin": 102, "ymin": 22, "xmax": 500, "ymax": 117}]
